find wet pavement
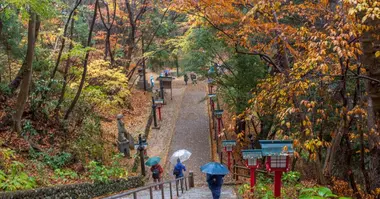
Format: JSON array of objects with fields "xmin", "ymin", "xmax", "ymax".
[{"xmin": 165, "ymin": 82, "xmax": 211, "ymax": 185}]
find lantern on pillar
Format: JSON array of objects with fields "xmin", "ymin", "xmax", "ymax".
[
  {"xmin": 242, "ymin": 149, "xmax": 262, "ymax": 192},
  {"xmin": 221, "ymin": 140, "xmax": 236, "ymax": 170},
  {"xmin": 259, "ymin": 140, "xmax": 294, "ymax": 198},
  {"xmin": 208, "ymin": 94, "xmax": 216, "ymax": 112},
  {"xmin": 208, "ymin": 65, "xmax": 215, "ymax": 94},
  {"xmin": 154, "ymin": 99, "xmax": 164, "ymax": 121},
  {"xmin": 214, "ymin": 109, "xmax": 224, "ymax": 136}
]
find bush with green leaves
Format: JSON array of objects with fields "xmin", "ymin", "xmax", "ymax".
[
  {"xmin": 29, "ymin": 149, "xmax": 72, "ymax": 170},
  {"xmin": 282, "ymin": 171, "xmax": 301, "ymax": 185},
  {"xmin": 86, "ymin": 154, "xmax": 128, "ymax": 183},
  {"xmin": 299, "ymin": 187, "xmax": 351, "ymax": 199},
  {"xmin": 0, "ymin": 148, "xmax": 36, "ymax": 191},
  {"xmin": 54, "ymin": 169, "xmax": 79, "ymax": 182}
]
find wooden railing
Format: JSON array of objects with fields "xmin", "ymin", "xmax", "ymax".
[
  {"xmin": 103, "ymin": 172, "xmax": 195, "ymax": 199},
  {"xmin": 233, "ymin": 165, "xmax": 273, "ymax": 181}
]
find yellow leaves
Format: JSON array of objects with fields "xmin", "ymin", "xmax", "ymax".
[
  {"xmin": 376, "ymin": 51, "xmax": 380, "ymax": 58},
  {"xmin": 286, "ymin": 122, "xmax": 291, "ymax": 129}
]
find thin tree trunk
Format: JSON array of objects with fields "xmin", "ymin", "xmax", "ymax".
[
  {"xmin": 49, "ymin": 0, "xmax": 82, "ymax": 81},
  {"xmin": 64, "ymin": 0, "xmax": 98, "ymax": 120},
  {"xmin": 8, "ymin": 16, "xmax": 40, "ymax": 93},
  {"xmin": 55, "ymin": 13, "xmax": 76, "ymax": 113},
  {"xmin": 12, "ymin": 12, "xmax": 36, "ymax": 133}
]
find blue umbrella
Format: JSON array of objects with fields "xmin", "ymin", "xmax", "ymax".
[
  {"xmin": 145, "ymin": 156, "xmax": 161, "ymax": 166},
  {"xmin": 200, "ymin": 162, "xmax": 229, "ymax": 175}
]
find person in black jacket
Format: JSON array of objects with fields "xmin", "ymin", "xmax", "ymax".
[{"xmin": 206, "ymin": 174, "xmax": 225, "ymax": 199}]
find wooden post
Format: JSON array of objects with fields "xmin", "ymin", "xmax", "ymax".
[
  {"xmin": 185, "ymin": 177, "xmax": 188, "ymax": 190},
  {"xmin": 169, "ymin": 182, "xmax": 173, "ymax": 199},
  {"xmin": 189, "ymin": 171, "xmax": 195, "ymax": 188},
  {"xmin": 250, "ymin": 167, "xmax": 256, "ymax": 192},
  {"xmin": 274, "ymin": 171, "xmax": 282, "ymax": 197},
  {"xmin": 149, "ymin": 187, "xmax": 153, "ymax": 199},
  {"xmin": 161, "ymin": 184, "xmax": 165, "ymax": 199}
]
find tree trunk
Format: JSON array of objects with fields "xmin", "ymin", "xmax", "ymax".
[
  {"xmin": 64, "ymin": 0, "xmax": 99, "ymax": 120},
  {"xmin": 49, "ymin": 0, "xmax": 82, "ymax": 81},
  {"xmin": 361, "ymin": 17, "xmax": 380, "ymax": 191},
  {"xmin": 12, "ymin": 13, "xmax": 36, "ymax": 133},
  {"xmin": 55, "ymin": 13, "xmax": 76, "ymax": 113},
  {"xmin": 8, "ymin": 16, "xmax": 40, "ymax": 93}
]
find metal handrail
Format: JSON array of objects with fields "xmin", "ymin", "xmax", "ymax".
[{"xmin": 103, "ymin": 172, "xmax": 194, "ymax": 199}]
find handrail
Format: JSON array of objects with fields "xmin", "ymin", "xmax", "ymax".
[{"xmin": 103, "ymin": 172, "xmax": 194, "ymax": 199}]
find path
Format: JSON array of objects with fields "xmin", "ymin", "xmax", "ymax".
[
  {"xmin": 164, "ymin": 82, "xmax": 210, "ymax": 185},
  {"xmin": 113, "ymin": 80, "xmax": 236, "ymax": 199}
]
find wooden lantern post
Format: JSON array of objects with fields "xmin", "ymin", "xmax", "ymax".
[
  {"xmin": 259, "ymin": 140, "xmax": 294, "ymax": 198},
  {"xmin": 242, "ymin": 149, "xmax": 262, "ymax": 192},
  {"xmin": 222, "ymin": 140, "xmax": 236, "ymax": 170},
  {"xmin": 154, "ymin": 99, "xmax": 164, "ymax": 121},
  {"xmin": 214, "ymin": 109, "xmax": 224, "ymax": 136},
  {"xmin": 208, "ymin": 94, "xmax": 216, "ymax": 112}
]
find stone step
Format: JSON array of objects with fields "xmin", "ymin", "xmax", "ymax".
[{"xmin": 179, "ymin": 185, "xmax": 237, "ymax": 199}]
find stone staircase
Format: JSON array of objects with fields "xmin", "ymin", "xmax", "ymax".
[
  {"xmin": 118, "ymin": 184, "xmax": 237, "ymax": 199},
  {"xmin": 179, "ymin": 185, "xmax": 237, "ymax": 199}
]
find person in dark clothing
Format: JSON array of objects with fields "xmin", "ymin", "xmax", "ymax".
[
  {"xmin": 206, "ymin": 174, "xmax": 225, "ymax": 199},
  {"xmin": 151, "ymin": 164, "xmax": 164, "ymax": 190},
  {"xmin": 184, "ymin": 74, "xmax": 189, "ymax": 85},
  {"xmin": 173, "ymin": 159, "xmax": 186, "ymax": 179}
]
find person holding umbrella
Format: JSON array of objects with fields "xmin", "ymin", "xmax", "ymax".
[
  {"xmin": 146, "ymin": 156, "xmax": 163, "ymax": 190},
  {"xmin": 201, "ymin": 162, "xmax": 229, "ymax": 199},
  {"xmin": 173, "ymin": 158, "xmax": 186, "ymax": 179},
  {"xmin": 170, "ymin": 149, "xmax": 191, "ymax": 179}
]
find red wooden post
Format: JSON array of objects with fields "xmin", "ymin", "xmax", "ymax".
[
  {"xmin": 158, "ymin": 107, "xmax": 162, "ymax": 121},
  {"xmin": 274, "ymin": 171, "xmax": 282, "ymax": 197},
  {"xmin": 217, "ymin": 118, "xmax": 221, "ymax": 135},
  {"xmin": 227, "ymin": 151, "xmax": 231, "ymax": 170},
  {"xmin": 250, "ymin": 167, "xmax": 256, "ymax": 192}
]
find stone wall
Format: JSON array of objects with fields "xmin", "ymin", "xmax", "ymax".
[{"xmin": 0, "ymin": 176, "xmax": 143, "ymax": 199}]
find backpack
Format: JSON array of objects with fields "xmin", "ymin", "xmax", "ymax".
[
  {"xmin": 152, "ymin": 167, "xmax": 160, "ymax": 179},
  {"xmin": 173, "ymin": 167, "xmax": 180, "ymax": 176}
]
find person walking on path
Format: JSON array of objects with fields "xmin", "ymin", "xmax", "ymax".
[
  {"xmin": 206, "ymin": 174, "xmax": 225, "ymax": 199},
  {"xmin": 151, "ymin": 163, "xmax": 164, "ymax": 190},
  {"xmin": 184, "ymin": 74, "xmax": 189, "ymax": 85},
  {"xmin": 190, "ymin": 72, "xmax": 197, "ymax": 85},
  {"xmin": 173, "ymin": 158, "xmax": 186, "ymax": 179}
]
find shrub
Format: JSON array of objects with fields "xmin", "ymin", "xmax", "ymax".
[
  {"xmin": 86, "ymin": 153, "xmax": 128, "ymax": 183},
  {"xmin": 54, "ymin": 169, "xmax": 79, "ymax": 182},
  {"xmin": 0, "ymin": 148, "xmax": 37, "ymax": 191},
  {"xmin": 299, "ymin": 186, "xmax": 351, "ymax": 199}
]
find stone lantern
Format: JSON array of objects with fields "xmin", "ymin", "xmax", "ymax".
[{"xmin": 259, "ymin": 140, "xmax": 294, "ymax": 198}]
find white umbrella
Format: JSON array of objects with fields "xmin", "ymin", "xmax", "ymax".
[{"xmin": 170, "ymin": 149, "xmax": 192, "ymax": 165}]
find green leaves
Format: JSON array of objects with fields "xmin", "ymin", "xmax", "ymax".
[
  {"xmin": 299, "ymin": 186, "xmax": 349, "ymax": 199},
  {"xmin": 5, "ymin": 0, "xmax": 55, "ymax": 19}
]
